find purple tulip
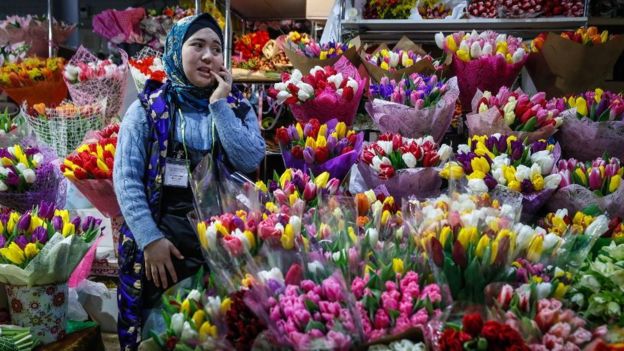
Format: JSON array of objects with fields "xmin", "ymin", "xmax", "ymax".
[
  {"xmin": 484, "ymin": 174, "xmax": 498, "ymax": 190},
  {"xmin": 287, "ymin": 126, "xmax": 298, "ymax": 141},
  {"xmin": 531, "ymin": 140, "xmax": 547, "ymax": 154},
  {"xmin": 303, "ymin": 123, "xmax": 313, "ymax": 138},
  {"xmin": 0, "ymin": 235, "xmax": 6, "ymax": 248},
  {"xmin": 267, "ymin": 279, "xmax": 284, "ymax": 294},
  {"xmin": 81, "ymin": 217, "xmax": 102, "ymax": 233},
  {"xmin": 38, "ymin": 201, "xmax": 55, "ymax": 220},
  {"xmin": 456, "ymin": 153, "xmax": 474, "ymax": 174},
  {"xmin": 592, "ymin": 158, "xmax": 606, "ymax": 168},
  {"xmin": 326, "ymin": 135, "xmax": 337, "ymax": 153},
  {"xmin": 605, "ymin": 164, "xmax": 619, "ymax": 178},
  {"xmin": 71, "ymin": 216, "xmax": 82, "ymax": 230},
  {"xmin": 557, "ymin": 159, "xmax": 570, "ymax": 171},
  {"xmin": 589, "ymin": 168, "xmax": 602, "ymax": 191},
  {"xmin": 559, "ymin": 169, "xmax": 571, "ymax": 187},
  {"xmin": 516, "ymin": 267, "xmax": 529, "ymax": 283},
  {"xmin": 511, "ymin": 140, "xmax": 524, "ymax": 161},
  {"xmin": 5, "ymin": 171, "xmax": 20, "ymax": 187},
  {"xmin": 52, "ymin": 216, "xmax": 64, "ymax": 232},
  {"xmin": 31, "ymin": 226, "xmax": 48, "ymax": 244},
  {"xmin": 15, "ymin": 235, "xmax": 28, "ymax": 250},
  {"xmin": 16, "ymin": 214, "xmax": 31, "ymax": 233},
  {"xmin": 303, "ymin": 147, "xmax": 315, "ymax": 165},
  {"xmin": 521, "ymin": 179, "xmax": 534, "ymax": 193},
  {"xmin": 595, "ymin": 96, "xmax": 609, "ymax": 117},
  {"xmin": 24, "ymin": 147, "xmax": 40, "ymax": 156}
]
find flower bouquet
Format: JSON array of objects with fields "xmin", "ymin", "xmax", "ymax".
[
  {"xmin": 438, "ymin": 313, "xmax": 529, "ymax": 351},
  {"xmin": 557, "ymin": 89, "xmax": 624, "ymax": 161},
  {"xmin": 547, "ymin": 157, "xmax": 624, "ymax": 218},
  {"xmin": 280, "ymin": 31, "xmax": 360, "ymax": 74},
  {"xmin": 435, "ymin": 30, "xmax": 528, "ymax": 109},
  {"xmin": 366, "ymin": 74, "xmax": 459, "ymax": 142},
  {"xmin": 0, "ymin": 41, "xmax": 29, "ymax": 67},
  {"xmin": 0, "ymin": 15, "xmax": 75, "ymax": 57},
  {"xmin": 276, "ymin": 118, "xmax": 363, "ymax": 181},
  {"xmin": 0, "ymin": 106, "xmax": 29, "ymax": 147},
  {"xmin": 141, "ymin": 6, "xmax": 195, "ymax": 50},
  {"xmin": 441, "ymin": 135, "xmax": 562, "ymax": 216},
  {"xmin": 0, "ymin": 203, "xmax": 102, "ymax": 343},
  {"xmin": 526, "ymin": 28, "xmax": 624, "ymax": 96},
  {"xmin": 0, "ymin": 57, "xmax": 67, "ymax": 106},
  {"xmin": 232, "ymin": 31, "xmax": 287, "ymax": 81},
  {"xmin": 64, "ymin": 46, "xmax": 128, "ymax": 122},
  {"xmin": 245, "ymin": 255, "xmax": 363, "ymax": 350},
  {"xmin": 362, "ymin": 36, "xmax": 437, "ymax": 82},
  {"xmin": 466, "ymin": 87, "xmax": 570, "ymax": 143},
  {"xmin": 61, "ymin": 124, "xmax": 120, "ymax": 218},
  {"xmin": 128, "ymin": 46, "xmax": 166, "ymax": 93},
  {"xmin": 268, "ymin": 58, "xmax": 365, "ymax": 125},
  {"xmin": 364, "ymin": 0, "xmax": 418, "ymax": 19},
  {"xmin": 357, "ymin": 133, "xmax": 452, "ymax": 201},
  {"xmin": 91, "ymin": 7, "xmax": 147, "ymax": 47},
  {"xmin": 414, "ymin": 0, "xmax": 468, "ymax": 19},
  {"xmin": 22, "ymin": 100, "xmax": 105, "ymax": 157},
  {"xmin": 0, "ymin": 144, "xmax": 65, "ymax": 212}
]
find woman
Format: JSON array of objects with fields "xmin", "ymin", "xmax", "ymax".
[{"xmin": 113, "ymin": 13, "xmax": 265, "ymax": 350}]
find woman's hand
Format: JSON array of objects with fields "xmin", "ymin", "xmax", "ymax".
[
  {"xmin": 209, "ymin": 65, "xmax": 233, "ymax": 104},
  {"xmin": 144, "ymin": 238, "xmax": 184, "ymax": 289}
]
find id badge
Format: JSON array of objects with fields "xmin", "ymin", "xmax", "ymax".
[{"xmin": 164, "ymin": 158, "xmax": 190, "ymax": 188}]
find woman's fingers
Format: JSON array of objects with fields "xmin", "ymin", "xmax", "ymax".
[
  {"xmin": 211, "ymin": 70, "xmax": 225, "ymax": 83},
  {"xmin": 151, "ymin": 264, "xmax": 161, "ymax": 288},
  {"xmin": 165, "ymin": 259, "xmax": 178, "ymax": 285},
  {"xmin": 158, "ymin": 264, "xmax": 169, "ymax": 289}
]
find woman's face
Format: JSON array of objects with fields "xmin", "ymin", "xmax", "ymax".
[{"xmin": 181, "ymin": 27, "xmax": 224, "ymax": 88}]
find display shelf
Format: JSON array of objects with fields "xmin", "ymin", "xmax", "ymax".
[
  {"xmin": 588, "ymin": 17, "xmax": 624, "ymax": 27},
  {"xmin": 341, "ymin": 17, "xmax": 588, "ymax": 42}
]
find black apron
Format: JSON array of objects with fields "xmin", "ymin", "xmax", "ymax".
[{"xmin": 142, "ymin": 113, "xmax": 209, "ymax": 308}]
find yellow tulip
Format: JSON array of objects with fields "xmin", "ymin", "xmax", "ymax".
[
  {"xmin": 335, "ymin": 122, "xmax": 347, "ymax": 139},
  {"xmin": 381, "ymin": 210, "xmax": 391, "ymax": 226},
  {"xmin": 610, "ymin": 174, "xmax": 622, "ymax": 194},
  {"xmin": 319, "ymin": 51, "xmax": 327, "ymax": 60},
  {"xmin": 289, "ymin": 192, "xmax": 299, "ymax": 206},
  {"xmin": 380, "ymin": 61, "xmax": 389, "ymax": 71},
  {"xmin": 576, "ymin": 97, "xmax": 588, "ymax": 116},
  {"xmin": 0, "ymin": 242, "xmax": 25, "ymax": 265},
  {"xmin": 595, "ymin": 88, "xmax": 604, "ymax": 103},
  {"xmin": 527, "ymin": 235, "xmax": 543, "ymax": 262},
  {"xmin": 456, "ymin": 49, "xmax": 470, "ymax": 62},
  {"xmin": 553, "ymin": 282, "xmax": 569, "ymax": 299},
  {"xmin": 440, "ymin": 162, "xmax": 464, "ymax": 180},
  {"xmin": 316, "ymin": 135, "xmax": 327, "ymax": 148},
  {"xmin": 243, "ymin": 230, "xmax": 256, "ymax": 250},
  {"xmin": 575, "ymin": 168, "xmax": 588, "ymax": 186},
  {"xmin": 531, "ymin": 174, "xmax": 545, "ymax": 191},
  {"xmin": 13, "ymin": 145, "xmax": 28, "ymax": 167},
  {"xmin": 280, "ymin": 169, "xmax": 292, "ymax": 189},
  {"xmin": 255, "ymin": 181, "xmax": 267, "ymax": 193},
  {"xmin": 97, "ymin": 159, "xmax": 109, "ymax": 172},
  {"xmin": 265, "ymin": 202, "xmax": 278, "ymax": 213},
  {"xmin": 220, "ymin": 297, "xmax": 232, "ymax": 313},
  {"xmin": 77, "ymin": 144, "xmax": 90, "ymax": 153},
  {"xmin": 348, "ymin": 227, "xmax": 357, "ymax": 244},
  {"xmin": 446, "ymin": 36, "xmax": 457, "ymax": 52},
  {"xmin": 496, "ymin": 41, "xmax": 508, "ymax": 55},
  {"xmin": 241, "ymin": 274, "xmax": 254, "ymax": 288},
  {"xmin": 192, "ymin": 310, "xmax": 205, "ymax": 328},
  {"xmin": 503, "ymin": 165, "xmax": 517, "ymax": 183},
  {"xmin": 96, "ymin": 144, "xmax": 104, "ymax": 160},
  {"xmin": 305, "ymin": 137, "xmax": 316, "ymax": 149},
  {"xmin": 180, "ymin": 299, "xmax": 191, "ymax": 314},
  {"xmin": 440, "ymin": 226, "xmax": 452, "ymax": 247},
  {"xmin": 199, "ymin": 321, "xmax": 217, "ymax": 341},
  {"xmin": 54, "ymin": 209, "xmax": 70, "ymax": 224},
  {"xmin": 475, "ymin": 235, "xmax": 490, "ymax": 258},
  {"xmin": 7, "ymin": 212, "xmax": 19, "ymax": 234},
  {"xmin": 197, "ymin": 222, "xmax": 208, "ymax": 249},
  {"xmin": 296, "ymin": 123, "xmax": 304, "ymax": 139},
  {"xmin": 318, "ymin": 124, "xmax": 328, "ymax": 138},
  {"xmin": 508, "ymin": 180, "xmax": 521, "ymax": 192},
  {"xmin": 392, "ymin": 258, "xmax": 404, "ymax": 274},
  {"xmin": 471, "ymin": 157, "xmax": 491, "ymax": 174},
  {"xmin": 1, "ymin": 157, "xmax": 13, "ymax": 167},
  {"xmin": 458, "ymin": 227, "xmax": 477, "ymax": 249},
  {"xmin": 24, "ymin": 243, "xmax": 39, "ymax": 259},
  {"xmin": 281, "ymin": 224, "xmax": 295, "ymax": 250},
  {"xmin": 62, "ymin": 222, "xmax": 76, "ymax": 237},
  {"xmin": 314, "ymin": 172, "xmax": 330, "ymax": 188},
  {"xmin": 63, "ymin": 159, "xmax": 79, "ymax": 171},
  {"xmin": 105, "ymin": 143, "xmax": 116, "ymax": 156},
  {"xmin": 467, "ymin": 171, "xmax": 486, "ymax": 180},
  {"xmin": 0, "ymin": 220, "xmax": 4, "ymax": 235}
]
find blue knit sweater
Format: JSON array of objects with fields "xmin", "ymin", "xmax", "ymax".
[{"xmin": 113, "ymin": 98, "xmax": 265, "ymax": 250}]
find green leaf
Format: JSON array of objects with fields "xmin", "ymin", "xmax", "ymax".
[
  {"xmin": 443, "ymin": 256, "xmax": 462, "ymax": 297},
  {"xmin": 150, "ymin": 331, "xmax": 165, "ymax": 349},
  {"xmin": 305, "ymin": 321, "xmax": 326, "ymax": 333},
  {"xmin": 305, "ymin": 299, "xmax": 319, "ymax": 312},
  {"xmin": 381, "ymin": 262, "xmax": 394, "ymax": 282},
  {"xmin": 388, "ymin": 309, "xmax": 400, "ymax": 321},
  {"xmin": 598, "ymin": 109, "xmax": 611, "ymax": 122}
]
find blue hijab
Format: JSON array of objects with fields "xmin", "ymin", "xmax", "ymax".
[{"xmin": 162, "ymin": 14, "xmax": 223, "ymax": 112}]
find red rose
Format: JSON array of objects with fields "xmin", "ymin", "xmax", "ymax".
[
  {"xmin": 342, "ymin": 86, "xmax": 354, "ymax": 101},
  {"xmin": 462, "ymin": 313, "xmax": 483, "ymax": 337},
  {"xmin": 481, "ymin": 320, "xmax": 528, "ymax": 350}
]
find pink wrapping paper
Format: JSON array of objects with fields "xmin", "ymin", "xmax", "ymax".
[
  {"xmin": 92, "ymin": 7, "xmax": 146, "ymax": 44},
  {"xmin": 452, "ymin": 55, "xmax": 527, "ymax": 109},
  {"xmin": 289, "ymin": 57, "xmax": 366, "ymax": 126},
  {"xmin": 69, "ymin": 179, "xmax": 120, "ymax": 218},
  {"xmin": 357, "ymin": 162, "xmax": 442, "ymax": 202},
  {"xmin": 546, "ymin": 183, "xmax": 624, "ymax": 219},
  {"xmin": 68, "ymin": 235, "xmax": 103, "ymax": 288},
  {"xmin": 366, "ymin": 77, "xmax": 459, "ymax": 143},
  {"xmin": 556, "ymin": 115, "xmax": 624, "ymax": 161}
]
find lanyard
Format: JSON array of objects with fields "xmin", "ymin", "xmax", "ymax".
[{"xmin": 176, "ymin": 109, "xmax": 217, "ymax": 172}]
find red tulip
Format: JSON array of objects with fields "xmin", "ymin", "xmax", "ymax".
[
  {"xmin": 276, "ymin": 128, "xmax": 290, "ymax": 145},
  {"xmin": 315, "ymin": 146, "xmax": 329, "ymax": 163}
]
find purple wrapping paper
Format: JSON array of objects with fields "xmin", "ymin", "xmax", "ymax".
[
  {"xmin": 452, "ymin": 55, "xmax": 527, "ymax": 110},
  {"xmin": 556, "ymin": 115, "xmax": 624, "ymax": 162},
  {"xmin": 357, "ymin": 162, "xmax": 442, "ymax": 202},
  {"xmin": 546, "ymin": 184, "xmax": 624, "ymax": 219},
  {"xmin": 281, "ymin": 130, "xmax": 364, "ymax": 182},
  {"xmin": 288, "ymin": 57, "xmax": 366, "ymax": 126},
  {"xmin": 365, "ymin": 77, "xmax": 459, "ymax": 143}
]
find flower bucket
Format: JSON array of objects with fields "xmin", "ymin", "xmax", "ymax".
[{"xmin": 5, "ymin": 282, "xmax": 68, "ymax": 344}]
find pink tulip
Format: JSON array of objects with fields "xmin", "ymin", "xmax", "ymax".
[{"xmin": 588, "ymin": 167, "xmax": 602, "ymax": 190}]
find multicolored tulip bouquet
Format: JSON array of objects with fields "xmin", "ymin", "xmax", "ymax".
[
  {"xmin": 440, "ymin": 134, "xmax": 562, "ymax": 216},
  {"xmin": 557, "ymin": 89, "xmax": 624, "ymax": 161},
  {"xmin": 268, "ymin": 58, "xmax": 365, "ymax": 125},
  {"xmin": 357, "ymin": 133, "xmax": 452, "ymax": 201},
  {"xmin": 281, "ymin": 31, "xmax": 360, "ymax": 75},
  {"xmin": 128, "ymin": 47, "xmax": 166, "ymax": 93},
  {"xmin": 61, "ymin": 124, "xmax": 120, "ymax": 218},
  {"xmin": 435, "ymin": 30, "xmax": 529, "ymax": 108},
  {"xmin": 366, "ymin": 73, "xmax": 459, "ymax": 142},
  {"xmin": 362, "ymin": 36, "xmax": 437, "ymax": 82},
  {"xmin": 276, "ymin": 118, "xmax": 363, "ymax": 181},
  {"xmin": 467, "ymin": 86, "xmax": 571, "ymax": 143},
  {"xmin": 0, "ymin": 57, "xmax": 67, "ymax": 106},
  {"xmin": 547, "ymin": 157, "xmax": 624, "ymax": 218}
]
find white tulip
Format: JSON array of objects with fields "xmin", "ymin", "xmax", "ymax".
[
  {"xmin": 434, "ymin": 32, "xmax": 445, "ymax": 49},
  {"xmin": 531, "ymin": 150, "xmax": 555, "ymax": 174},
  {"xmin": 437, "ymin": 144, "xmax": 452, "ymax": 163},
  {"xmin": 366, "ymin": 228, "xmax": 379, "ymax": 247},
  {"xmin": 377, "ymin": 140, "xmax": 393, "ymax": 155},
  {"xmin": 274, "ymin": 82, "xmax": 287, "ymax": 90},
  {"xmin": 530, "ymin": 163, "xmax": 542, "ymax": 178},
  {"xmin": 310, "ymin": 66, "xmax": 324, "ymax": 75},
  {"xmin": 290, "ymin": 69, "xmax": 303, "ymax": 82},
  {"xmin": 170, "ymin": 313, "xmax": 184, "ymax": 336},
  {"xmin": 402, "ymin": 152, "xmax": 417, "ymax": 168},
  {"xmin": 15, "ymin": 163, "xmax": 27, "ymax": 171},
  {"xmin": 328, "ymin": 73, "xmax": 344, "ymax": 89},
  {"xmin": 364, "ymin": 189, "xmax": 376, "ymax": 204},
  {"xmin": 289, "ymin": 215, "xmax": 302, "ymax": 234},
  {"xmin": 459, "ymin": 41, "xmax": 470, "ymax": 54},
  {"xmin": 180, "ymin": 321, "xmax": 198, "ymax": 342},
  {"xmin": 467, "ymin": 179, "xmax": 488, "ymax": 194},
  {"xmin": 22, "ymin": 169, "xmax": 36, "ymax": 184},
  {"xmin": 187, "ymin": 289, "xmax": 202, "ymax": 303},
  {"xmin": 496, "ymin": 34, "xmax": 507, "ymax": 44},
  {"xmin": 493, "ymin": 154, "xmax": 510, "ymax": 169},
  {"xmin": 493, "ymin": 167, "xmax": 506, "ymax": 185},
  {"xmin": 32, "ymin": 153, "xmax": 44, "ymax": 165},
  {"xmin": 258, "ymin": 267, "xmax": 284, "ymax": 285},
  {"xmin": 346, "ymin": 77, "xmax": 359, "ymax": 91},
  {"xmin": 335, "ymin": 88, "xmax": 343, "ymax": 97},
  {"xmin": 544, "ymin": 174, "xmax": 562, "ymax": 190},
  {"xmin": 555, "ymin": 208, "xmax": 568, "ymax": 218},
  {"xmin": 276, "ymin": 91, "xmax": 291, "ymax": 104},
  {"xmin": 500, "ymin": 204, "xmax": 517, "ymax": 220},
  {"xmin": 512, "ymin": 48, "xmax": 526, "ymax": 63},
  {"xmin": 482, "ymin": 43, "xmax": 493, "ymax": 55},
  {"xmin": 555, "ymin": 116, "xmax": 563, "ymax": 128},
  {"xmin": 206, "ymin": 224, "xmax": 218, "ymax": 250},
  {"xmin": 389, "ymin": 51, "xmax": 400, "ymax": 67},
  {"xmin": 371, "ymin": 201, "xmax": 383, "ymax": 224},
  {"xmin": 307, "ymin": 261, "xmax": 324, "ymax": 274},
  {"xmin": 515, "ymin": 223, "xmax": 535, "ymax": 251},
  {"xmin": 502, "ymin": 97, "xmax": 518, "ymax": 126},
  {"xmin": 232, "ymin": 228, "xmax": 250, "ymax": 250},
  {"xmin": 458, "ymin": 144, "xmax": 471, "ymax": 154},
  {"xmin": 515, "ymin": 165, "xmax": 531, "ymax": 181},
  {"xmin": 470, "ymin": 41, "xmax": 482, "ymax": 59},
  {"xmin": 536, "ymin": 282, "xmax": 552, "ymax": 300},
  {"xmin": 543, "ymin": 233, "xmax": 562, "ymax": 251},
  {"xmin": 0, "ymin": 167, "xmax": 8, "ymax": 176}
]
